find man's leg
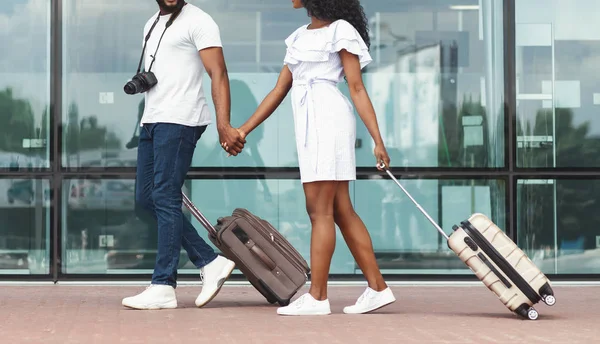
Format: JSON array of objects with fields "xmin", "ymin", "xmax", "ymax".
[
  {"xmin": 150, "ymin": 123, "xmax": 235, "ymax": 307},
  {"xmin": 131, "ymin": 126, "xmax": 217, "ymax": 270},
  {"xmin": 122, "ymin": 124, "xmax": 178, "ymax": 310}
]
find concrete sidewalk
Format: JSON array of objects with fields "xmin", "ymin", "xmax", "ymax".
[{"xmin": 0, "ymin": 285, "xmax": 597, "ymax": 343}]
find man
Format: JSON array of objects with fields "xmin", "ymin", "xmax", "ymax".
[{"xmin": 122, "ymin": 0, "xmax": 245, "ymax": 310}]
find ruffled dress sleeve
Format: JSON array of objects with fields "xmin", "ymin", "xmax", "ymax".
[
  {"xmin": 325, "ymin": 20, "xmax": 372, "ymax": 69},
  {"xmin": 283, "ymin": 20, "xmax": 372, "ymax": 69}
]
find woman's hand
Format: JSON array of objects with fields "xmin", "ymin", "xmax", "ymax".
[
  {"xmin": 236, "ymin": 128, "xmax": 247, "ymax": 140},
  {"xmin": 374, "ymin": 144, "xmax": 390, "ymax": 170},
  {"xmin": 225, "ymin": 128, "xmax": 248, "ymax": 157}
]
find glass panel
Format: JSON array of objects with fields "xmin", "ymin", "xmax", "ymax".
[
  {"xmin": 63, "ymin": 177, "xmax": 157, "ymax": 273},
  {"xmin": 517, "ymin": 179, "xmax": 600, "ymax": 274},
  {"xmin": 358, "ymin": 0, "xmax": 506, "ymax": 168},
  {"xmin": 61, "ymin": 1, "xmax": 155, "ymax": 168},
  {"xmin": 0, "ymin": 1, "xmax": 51, "ymax": 168},
  {"xmin": 188, "ymin": 179, "xmax": 356, "ymax": 274},
  {"xmin": 516, "ymin": 0, "xmax": 600, "ymax": 168},
  {"xmin": 62, "ymin": 177, "xmax": 355, "ymax": 274},
  {"xmin": 355, "ymin": 178, "xmax": 506, "ymax": 274},
  {"xmin": 62, "ymin": 1, "xmax": 504, "ymax": 169},
  {"xmin": 62, "ymin": 177, "xmax": 505, "ymax": 275},
  {"xmin": 0, "ymin": 179, "xmax": 50, "ymax": 274},
  {"xmin": 196, "ymin": 0, "xmax": 507, "ymax": 168}
]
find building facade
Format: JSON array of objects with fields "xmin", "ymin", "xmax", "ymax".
[{"xmin": 0, "ymin": 0, "xmax": 599, "ymax": 281}]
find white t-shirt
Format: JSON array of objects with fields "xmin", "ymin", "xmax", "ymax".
[{"xmin": 139, "ymin": 4, "xmax": 222, "ymax": 127}]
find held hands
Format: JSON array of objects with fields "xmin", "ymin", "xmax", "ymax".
[
  {"xmin": 374, "ymin": 144, "xmax": 390, "ymax": 171},
  {"xmin": 218, "ymin": 125, "xmax": 246, "ymax": 156}
]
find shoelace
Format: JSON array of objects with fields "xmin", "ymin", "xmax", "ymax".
[
  {"xmin": 292, "ymin": 294, "xmax": 308, "ymax": 308},
  {"xmin": 356, "ymin": 289, "xmax": 373, "ymax": 305}
]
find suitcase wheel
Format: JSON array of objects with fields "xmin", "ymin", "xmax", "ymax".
[
  {"xmin": 539, "ymin": 283, "xmax": 556, "ymax": 307},
  {"xmin": 543, "ymin": 295, "xmax": 556, "ymax": 307},
  {"xmin": 527, "ymin": 308, "xmax": 539, "ymax": 321},
  {"xmin": 267, "ymin": 298, "xmax": 277, "ymax": 305},
  {"xmin": 515, "ymin": 304, "xmax": 539, "ymax": 320}
]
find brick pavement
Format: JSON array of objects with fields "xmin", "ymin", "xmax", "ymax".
[{"xmin": 0, "ymin": 285, "xmax": 598, "ymax": 344}]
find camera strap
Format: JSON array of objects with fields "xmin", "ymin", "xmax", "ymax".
[{"xmin": 135, "ymin": 6, "xmax": 184, "ymax": 74}]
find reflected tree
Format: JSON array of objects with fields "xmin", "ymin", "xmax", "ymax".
[
  {"xmin": 64, "ymin": 102, "xmax": 122, "ymax": 154},
  {"xmin": 517, "ymin": 108, "xmax": 600, "ymax": 253},
  {"xmin": 439, "ymin": 96, "xmax": 489, "ymax": 168},
  {"xmin": 0, "ymin": 88, "xmax": 35, "ymax": 154}
]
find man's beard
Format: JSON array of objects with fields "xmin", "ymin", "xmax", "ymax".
[{"xmin": 156, "ymin": 0, "xmax": 183, "ymax": 14}]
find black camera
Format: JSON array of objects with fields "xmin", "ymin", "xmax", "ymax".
[{"xmin": 123, "ymin": 72, "xmax": 158, "ymax": 95}]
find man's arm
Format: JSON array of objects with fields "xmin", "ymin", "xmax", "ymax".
[
  {"xmin": 199, "ymin": 47, "xmax": 244, "ymax": 155},
  {"xmin": 192, "ymin": 12, "xmax": 245, "ymax": 155}
]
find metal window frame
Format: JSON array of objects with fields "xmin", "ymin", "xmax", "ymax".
[{"xmin": 1, "ymin": 0, "xmax": 599, "ymax": 282}]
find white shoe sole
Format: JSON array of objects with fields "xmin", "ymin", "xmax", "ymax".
[
  {"xmin": 343, "ymin": 297, "xmax": 396, "ymax": 314},
  {"xmin": 277, "ymin": 309, "xmax": 332, "ymax": 316},
  {"xmin": 122, "ymin": 300, "xmax": 177, "ymax": 310},
  {"xmin": 195, "ymin": 260, "xmax": 236, "ymax": 308}
]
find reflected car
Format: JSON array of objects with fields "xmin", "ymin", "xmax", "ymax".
[{"xmin": 68, "ymin": 179, "xmax": 135, "ymax": 211}]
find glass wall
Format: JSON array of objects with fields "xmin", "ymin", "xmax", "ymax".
[
  {"xmin": 513, "ymin": 0, "xmax": 600, "ymax": 277},
  {"xmin": 0, "ymin": 179, "xmax": 50, "ymax": 274},
  {"xmin": 61, "ymin": 177, "xmax": 505, "ymax": 275},
  {"xmin": 517, "ymin": 179, "xmax": 600, "ymax": 274},
  {"xmin": 515, "ymin": 0, "xmax": 600, "ymax": 168},
  {"xmin": 0, "ymin": 1, "xmax": 51, "ymax": 169},
  {"xmin": 1, "ymin": 0, "xmax": 599, "ymax": 279},
  {"xmin": 0, "ymin": 0, "xmax": 52, "ymax": 276},
  {"xmin": 59, "ymin": 0, "xmax": 505, "ymax": 169}
]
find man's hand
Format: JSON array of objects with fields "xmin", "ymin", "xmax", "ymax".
[{"xmin": 218, "ymin": 125, "xmax": 246, "ymax": 156}]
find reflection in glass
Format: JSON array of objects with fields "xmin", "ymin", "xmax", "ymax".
[
  {"xmin": 517, "ymin": 179, "xmax": 600, "ymax": 274},
  {"xmin": 60, "ymin": 0, "xmax": 505, "ymax": 169},
  {"xmin": 0, "ymin": 1, "xmax": 51, "ymax": 168},
  {"xmin": 516, "ymin": 0, "xmax": 600, "ymax": 168},
  {"xmin": 63, "ymin": 177, "xmax": 506, "ymax": 275},
  {"xmin": 61, "ymin": 0, "xmax": 155, "ymax": 168},
  {"xmin": 355, "ymin": 178, "xmax": 505, "ymax": 274},
  {"xmin": 0, "ymin": 179, "xmax": 50, "ymax": 274},
  {"xmin": 62, "ymin": 178, "xmax": 192, "ymax": 273},
  {"xmin": 359, "ymin": 0, "xmax": 505, "ymax": 168}
]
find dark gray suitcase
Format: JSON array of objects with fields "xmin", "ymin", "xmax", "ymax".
[{"xmin": 182, "ymin": 192, "xmax": 309, "ymax": 306}]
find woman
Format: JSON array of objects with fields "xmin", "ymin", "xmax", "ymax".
[{"xmin": 231, "ymin": 0, "xmax": 396, "ymax": 316}]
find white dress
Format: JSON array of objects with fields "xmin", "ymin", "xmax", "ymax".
[{"xmin": 284, "ymin": 19, "xmax": 372, "ymax": 184}]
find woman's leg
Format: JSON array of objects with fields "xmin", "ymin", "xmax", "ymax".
[
  {"xmin": 303, "ymin": 180, "xmax": 339, "ymax": 301},
  {"xmin": 333, "ymin": 181, "xmax": 387, "ymax": 291}
]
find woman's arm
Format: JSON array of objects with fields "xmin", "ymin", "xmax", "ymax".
[
  {"xmin": 339, "ymin": 49, "xmax": 390, "ymax": 168},
  {"xmin": 238, "ymin": 66, "xmax": 293, "ymax": 138}
]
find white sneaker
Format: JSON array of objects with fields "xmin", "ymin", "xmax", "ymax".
[
  {"xmin": 277, "ymin": 293, "xmax": 331, "ymax": 316},
  {"xmin": 343, "ymin": 287, "xmax": 396, "ymax": 314},
  {"xmin": 195, "ymin": 255, "xmax": 236, "ymax": 308},
  {"xmin": 122, "ymin": 285, "xmax": 177, "ymax": 310}
]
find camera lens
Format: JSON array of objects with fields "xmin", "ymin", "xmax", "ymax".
[
  {"xmin": 124, "ymin": 82, "xmax": 137, "ymax": 95},
  {"xmin": 124, "ymin": 72, "xmax": 157, "ymax": 95}
]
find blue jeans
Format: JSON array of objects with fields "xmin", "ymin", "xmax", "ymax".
[{"xmin": 135, "ymin": 122, "xmax": 218, "ymax": 288}]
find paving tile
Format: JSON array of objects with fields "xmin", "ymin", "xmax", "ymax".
[{"xmin": 0, "ymin": 285, "xmax": 598, "ymax": 344}]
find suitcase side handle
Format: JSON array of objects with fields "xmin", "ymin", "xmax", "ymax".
[
  {"xmin": 378, "ymin": 162, "xmax": 450, "ymax": 240},
  {"xmin": 246, "ymin": 239, "xmax": 277, "ymax": 271},
  {"xmin": 231, "ymin": 226, "xmax": 278, "ymax": 271}
]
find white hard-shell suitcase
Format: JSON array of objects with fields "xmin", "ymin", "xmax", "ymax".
[{"xmin": 381, "ymin": 164, "xmax": 556, "ymax": 320}]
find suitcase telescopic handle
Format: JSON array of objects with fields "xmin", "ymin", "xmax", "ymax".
[
  {"xmin": 182, "ymin": 192, "xmax": 278, "ymax": 271},
  {"xmin": 378, "ymin": 162, "xmax": 450, "ymax": 240},
  {"xmin": 182, "ymin": 192, "xmax": 218, "ymax": 237}
]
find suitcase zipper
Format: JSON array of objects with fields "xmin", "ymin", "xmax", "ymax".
[{"xmin": 460, "ymin": 221, "xmax": 541, "ymax": 303}]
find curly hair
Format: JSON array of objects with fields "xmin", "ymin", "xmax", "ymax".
[{"xmin": 301, "ymin": 0, "xmax": 370, "ymax": 49}]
